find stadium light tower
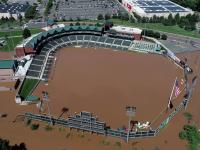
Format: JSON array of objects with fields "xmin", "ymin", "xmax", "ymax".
[
  {"xmin": 42, "ymin": 91, "xmax": 53, "ymax": 125},
  {"xmin": 125, "ymin": 106, "xmax": 136, "ymax": 143}
]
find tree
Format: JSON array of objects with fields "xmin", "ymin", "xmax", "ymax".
[
  {"xmin": 179, "ymin": 124, "xmax": 200, "ymax": 150},
  {"xmin": 44, "ymin": 0, "xmax": 53, "ymax": 15},
  {"xmin": 75, "ymin": 22, "xmax": 80, "ymax": 26},
  {"xmin": 18, "ymin": 14, "xmax": 23, "ymax": 23},
  {"xmin": 121, "ymin": 12, "xmax": 129, "ymax": 21},
  {"xmin": 167, "ymin": 14, "xmax": 176, "ymax": 26},
  {"xmin": 25, "ymin": 6, "xmax": 37, "ymax": 19},
  {"xmin": 152, "ymin": 15, "xmax": 157, "ymax": 23},
  {"xmin": 76, "ymin": 17, "xmax": 81, "ymax": 21},
  {"xmin": 112, "ymin": 13, "xmax": 118, "ymax": 19},
  {"xmin": 95, "ymin": 22, "xmax": 102, "ymax": 27},
  {"xmin": 183, "ymin": 112, "xmax": 193, "ymax": 123},
  {"xmin": 22, "ymin": 28, "xmax": 31, "ymax": 39},
  {"xmin": 153, "ymin": 32, "xmax": 160, "ymax": 39},
  {"xmin": 30, "ymin": 123, "xmax": 39, "ymax": 130},
  {"xmin": 0, "ymin": 138, "xmax": 27, "ymax": 150},
  {"xmin": 9, "ymin": 15, "xmax": 15, "ymax": 22},
  {"xmin": 105, "ymin": 13, "xmax": 111, "ymax": 20},
  {"xmin": 130, "ymin": 16, "xmax": 135, "ymax": 23},
  {"xmin": 174, "ymin": 13, "xmax": 180, "ymax": 24},
  {"xmin": 161, "ymin": 34, "xmax": 167, "ymax": 40},
  {"xmin": 97, "ymin": 14, "xmax": 104, "ymax": 20},
  {"xmin": 69, "ymin": 17, "xmax": 73, "ymax": 21}
]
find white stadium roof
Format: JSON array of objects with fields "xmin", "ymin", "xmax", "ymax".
[{"xmin": 111, "ymin": 26, "xmax": 142, "ymax": 34}]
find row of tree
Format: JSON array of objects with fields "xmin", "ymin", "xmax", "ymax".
[
  {"xmin": 97, "ymin": 14, "xmax": 112, "ymax": 20},
  {"xmin": 44, "ymin": 0, "xmax": 53, "ymax": 15},
  {"xmin": 0, "ymin": 138, "xmax": 27, "ymax": 150},
  {"xmin": 97, "ymin": 12, "xmax": 133, "ymax": 22},
  {"xmin": 134, "ymin": 13, "xmax": 199, "ymax": 31},
  {"xmin": 142, "ymin": 29, "xmax": 167, "ymax": 40},
  {"xmin": 0, "ymin": 16, "xmax": 16, "ymax": 23},
  {"xmin": 68, "ymin": 22, "xmax": 102, "ymax": 27}
]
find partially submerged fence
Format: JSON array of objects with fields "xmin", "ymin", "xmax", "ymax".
[{"xmin": 25, "ymin": 111, "xmax": 156, "ymax": 141}]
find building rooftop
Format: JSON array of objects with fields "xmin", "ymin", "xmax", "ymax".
[
  {"xmin": 127, "ymin": 0, "xmax": 191, "ymax": 13},
  {"xmin": 0, "ymin": 60, "xmax": 14, "ymax": 69},
  {"xmin": 0, "ymin": 3, "xmax": 30, "ymax": 14},
  {"xmin": 111, "ymin": 26, "xmax": 142, "ymax": 34}
]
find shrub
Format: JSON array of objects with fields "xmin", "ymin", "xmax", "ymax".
[
  {"xmin": 80, "ymin": 134, "xmax": 85, "ymax": 138},
  {"xmin": 97, "ymin": 14, "xmax": 104, "ymax": 20},
  {"xmin": 26, "ymin": 119, "xmax": 32, "ymax": 126},
  {"xmin": 75, "ymin": 22, "xmax": 80, "ymax": 26},
  {"xmin": 22, "ymin": 28, "xmax": 31, "ymax": 39},
  {"xmin": 59, "ymin": 127, "xmax": 65, "ymax": 132},
  {"xmin": 179, "ymin": 124, "xmax": 200, "ymax": 150},
  {"xmin": 100, "ymin": 139, "xmax": 110, "ymax": 145},
  {"xmin": 161, "ymin": 34, "xmax": 167, "ymax": 40},
  {"xmin": 153, "ymin": 32, "xmax": 160, "ymax": 39},
  {"xmin": 114, "ymin": 141, "xmax": 121, "ymax": 147},
  {"xmin": 30, "ymin": 123, "xmax": 39, "ymax": 130},
  {"xmin": 183, "ymin": 112, "xmax": 193, "ymax": 123},
  {"xmin": 45, "ymin": 125, "xmax": 53, "ymax": 131},
  {"xmin": 179, "ymin": 131, "xmax": 187, "ymax": 140},
  {"xmin": 66, "ymin": 133, "xmax": 71, "ymax": 138}
]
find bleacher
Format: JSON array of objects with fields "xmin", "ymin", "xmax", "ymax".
[
  {"xmin": 25, "ymin": 111, "xmax": 156, "ymax": 140},
  {"xmin": 130, "ymin": 41, "xmax": 160, "ymax": 53}
]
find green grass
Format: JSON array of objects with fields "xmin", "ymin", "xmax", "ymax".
[
  {"xmin": 0, "ymin": 28, "xmax": 41, "ymax": 37},
  {"xmin": 0, "ymin": 37, "xmax": 23, "ymax": 52},
  {"xmin": 0, "ymin": 21, "xmax": 22, "ymax": 29},
  {"xmin": 111, "ymin": 19, "xmax": 200, "ymax": 39},
  {"xmin": 19, "ymin": 78, "xmax": 39, "ymax": 99},
  {"xmin": 0, "ymin": 28, "xmax": 41, "ymax": 52}
]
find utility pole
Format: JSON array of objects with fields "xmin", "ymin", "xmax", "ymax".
[
  {"xmin": 125, "ymin": 106, "xmax": 136, "ymax": 143},
  {"xmin": 42, "ymin": 91, "xmax": 53, "ymax": 125}
]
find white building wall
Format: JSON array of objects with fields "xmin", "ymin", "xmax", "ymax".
[
  {"xmin": 0, "ymin": 13, "xmax": 10, "ymax": 19},
  {"xmin": 0, "ymin": 12, "xmax": 25, "ymax": 20}
]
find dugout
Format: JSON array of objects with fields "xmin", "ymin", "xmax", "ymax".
[{"xmin": 0, "ymin": 60, "xmax": 17, "ymax": 77}]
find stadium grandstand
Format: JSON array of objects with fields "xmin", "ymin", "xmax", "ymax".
[
  {"xmin": 122, "ymin": 0, "xmax": 193, "ymax": 18},
  {"xmin": 54, "ymin": 0, "xmax": 126, "ymax": 20},
  {"xmin": 14, "ymin": 25, "xmax": 162, "ymax": 104}
]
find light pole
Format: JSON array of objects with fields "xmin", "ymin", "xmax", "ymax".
[
  {"xmin": 42, "ymin": 91, "xmax": 53, "ymax": 125},
  {"xmin": 125, "ymin": 106, "xmax": 136, "ymax": 143}
]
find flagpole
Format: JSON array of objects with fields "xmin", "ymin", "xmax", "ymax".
[{"xmin": 169, "ymin": 77, "xmax": 177, "ymax": 101}]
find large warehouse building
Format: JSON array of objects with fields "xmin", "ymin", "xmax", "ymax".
[
  {"xmin": 0, "ymin": 3, "xmax": 30, "ymax": 19},
  {"xmin": 122, "ymin": 0, "xmax": 193, "ymax": 18}
]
